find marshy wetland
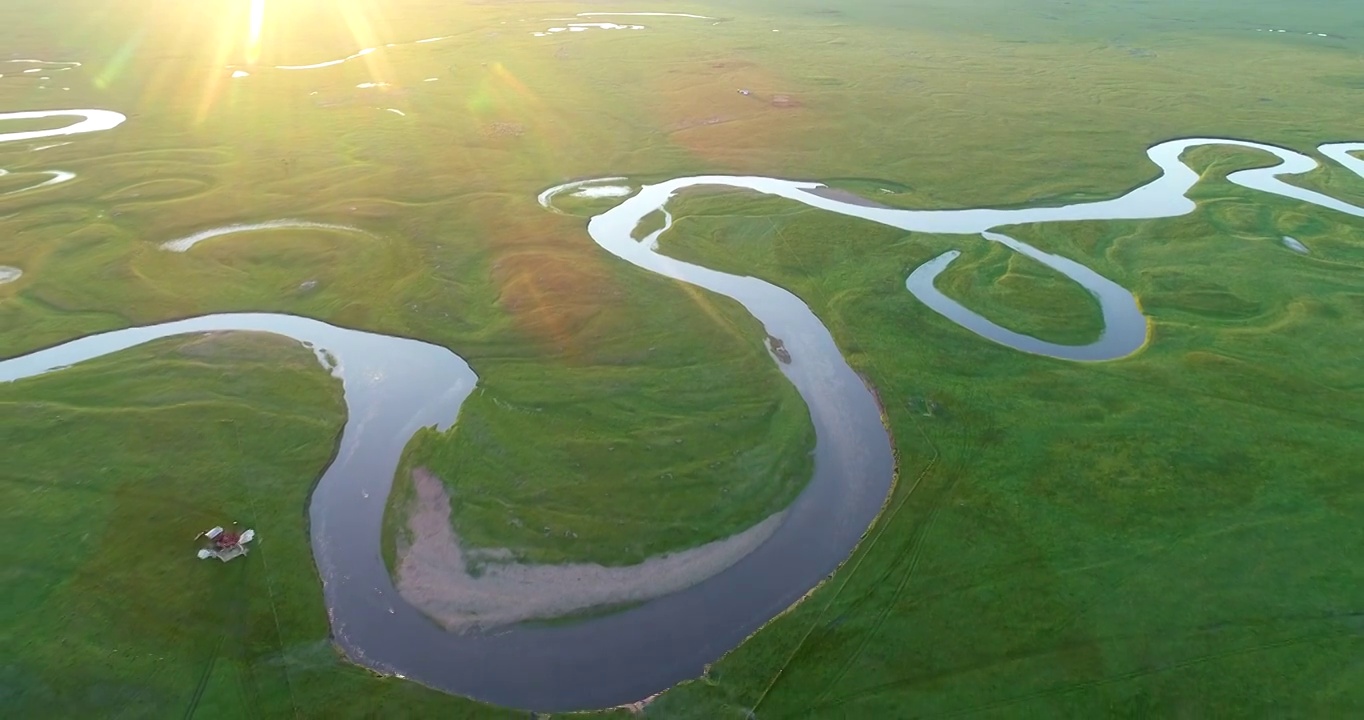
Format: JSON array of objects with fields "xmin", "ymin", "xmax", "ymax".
[{"xmin": 4, "ymin": 0, "xmax": 1364, "ymax": 717}]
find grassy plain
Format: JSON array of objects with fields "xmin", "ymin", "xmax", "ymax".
[
  {"xmin": 1, "ymin": 0, "xmax": 819, "ymax": 568},
  {"xmin": 0, "ymin": 334, "xmax": 518, "ymax": 718},
  {"xmin": 646, "ymin": 162, "xmax": 1364, "ymax": 715},
  {"xmin": 3, "ymin": 0, "xmax": 1363, "ymax": 716}
]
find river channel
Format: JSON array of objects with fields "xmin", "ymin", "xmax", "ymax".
[{"xmin": 2, "ymin": 109, "xmax": 1362, "ymax": 710}]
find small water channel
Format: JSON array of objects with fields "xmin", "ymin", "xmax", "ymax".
[
  {"xmin": 0, "ymin": 109, "xmax": 123, "ymax": 200},
  {"xmin": 575, "ymin": 137, "xmax": 1363, "ymax": 361}
]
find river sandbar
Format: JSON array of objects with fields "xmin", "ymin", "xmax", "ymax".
[{"xmin": 395, "ymin": 468, "xmax": 785, "ymax": 631}]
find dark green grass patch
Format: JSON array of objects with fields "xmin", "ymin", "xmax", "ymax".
[{"xmin": 632, "ymin": 209, "xmax": 669, "ymax": 241}]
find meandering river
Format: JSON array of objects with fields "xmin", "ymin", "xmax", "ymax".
[
  {"xmin": 0, "ymin": 108, "xmax": 123, "ymax": 197},
  {"xmin": 561, "ymin": 137, "xmax": 1364, "ymax": 361},
  {"xmin": 2, "ymin": 108, "xmax": 1362, "ymax": 710}
]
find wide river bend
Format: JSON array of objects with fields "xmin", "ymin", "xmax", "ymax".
[{"xmin": 2, "ymin": 110, "xmax": 1363, "ymax": 710}]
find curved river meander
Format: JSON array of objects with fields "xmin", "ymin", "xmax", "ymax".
[{"xmin": 2, "ymin": 110, "xmax": 1362, "ymax": 710}]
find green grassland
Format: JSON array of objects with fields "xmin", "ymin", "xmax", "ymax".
[
  {"xmin": 3, "ymin": 0, "xmax": 1363, "ymax": 716},
  {"xmin": 0, "ymin": 334, "xmax": 523, "ymax": 718},
  {"xmin": 2, "ymin": 0, "xmax": 821, "ymax": 568},
  {"xmin": 645, "ymin": 160, "xmax": 1364, "ymax": 716}
]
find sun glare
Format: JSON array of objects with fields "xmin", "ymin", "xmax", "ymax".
[{"xmin": 247, "ymin": 0, "xmax": 266, "ymax": 64}]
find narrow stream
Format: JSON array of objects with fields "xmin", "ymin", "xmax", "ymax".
[
  {"xmin": 569, "ymin": 138, "xmax": 1364, "ymax": 361},
  {"xmin": 0, "ymin": 109, "xmax": 123, "ymax": 198}
]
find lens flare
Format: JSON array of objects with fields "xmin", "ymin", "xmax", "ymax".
[
  {"xmin": 247, "ymin": 0, "xmax": 265, "ymax": 64},
  {"xmin": 339, "ymin": 1, "xmax": 394, "ymax": 86}
]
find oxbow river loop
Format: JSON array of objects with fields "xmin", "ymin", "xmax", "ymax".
[
  {"xmin": 3, "ymin": 108, "xmax": 1362, "ymax": 710},
  {"xmin": 0, "ymin": 108, "xmax": 124, "ymax": 199},
  {"xmin": 553, "ymin": 138, "xmax": 1364, "ymax": 361}
]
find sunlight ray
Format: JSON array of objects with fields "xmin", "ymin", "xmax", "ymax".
[{"xmin": 247, "ymin": 0, "xmax": 265, "ymax": 64}]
